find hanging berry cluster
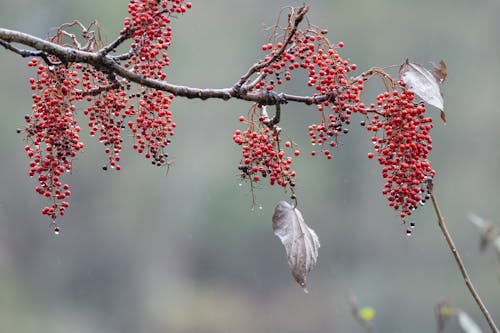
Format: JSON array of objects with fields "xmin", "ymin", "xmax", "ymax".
[
  {"xmin": 25, "ymin": 58, "xmax": 83, "ymax": 224},
  {"xmin": 17, "ymin": 3, "xmax": 442, "ymax": 231},
  {"xmin": 122, "ymin": 0, "xmax": 192, "ymax": 80},
  {"xmin": 233, "ymin": 104, "xmax": 297, "ymax": 203},
  {"xmin": 119, "ymin": 0, "xmax": 190, "ymax": 164},
  {"xmin": 368, "ymin": 89, "xmax": 435, "ymax": 221},
  {"xmin": 249, "ymin": 18, "xmax": 363, "ymax": 159},
  {"xmin": 234, "ymin": 7, "xmax": 439, "ymax": 228},
  {"xmin": 22, "ymin": 0, "xmax": 192, "ymax": 228}
]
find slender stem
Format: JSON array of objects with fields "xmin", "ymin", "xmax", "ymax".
[
  {"xmin": 234, "ymin": 5, "xmax": 308, "ymax": 91},
  {"xmin": 427, "ymin": 180, "xmax": 499, "ymax": 333}
]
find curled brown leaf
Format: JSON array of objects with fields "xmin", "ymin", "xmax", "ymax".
[{"xmin": 433, "ymin": 60, "xmax": 448, "ymax": 83}]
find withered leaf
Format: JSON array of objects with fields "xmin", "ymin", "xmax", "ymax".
[
  {"xmin": 433, "ymin": 60, "xmax": 447, "ymax": 83},
  {"xmin": 272, "ymin": 201, "xmax": 320, "ymax": 293},
  {"xmin": 468, "ymin": 213, "xmax": 499, "ymax": 252},
  {"xmin": 458, "ymin": 311, "xmax": 483, "ymax": 333},
  {"xmin": 440, "ymin": 110, "xmax": 447, "ymax": 124},
  {"xmin": 400, "ymin": 59, "xmax": 444, "ymax": 111}
]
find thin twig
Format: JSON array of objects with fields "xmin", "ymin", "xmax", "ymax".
[
  {"xmin": 75, "ymin": 82, "xmax": 122, "ymax": 97},
  {"xmin": 0, "ymin": 39, "xmax": 45, "ymax": 57},
  {"xmin": 427, "ymin": 179, "xmax": 499, "ymax": 333},
  {"xmin": 98, "ymin": 29, "xmax": 133, "ymax": 56},
  {"xmin": 234, "ymin": 5, "xmax": 308, "ymax": 92}
]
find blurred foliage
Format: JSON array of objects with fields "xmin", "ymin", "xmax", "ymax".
[{"xmin": 1, "ymin": 0, "xmax": 500, "ymax": 332}]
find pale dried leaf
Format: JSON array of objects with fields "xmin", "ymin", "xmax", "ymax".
[
  {"xmin": 458, "ymin": 311, "xmax": 483, "ymax": 333},
  {"xmin": 400, "ymin": 59, "xmax": 444, "ymax": 111},
  {"xmin": 468, "ymin": 213, "xmax": 499, "ymax": 251},
  {"xmin": 272, "ymin": 201, "xmax": 320, "ymax": 292},
  {"xmin": 433, "ymin": 60, "xmax": 447, "ymax": 83},
  {"xmin": 493, "ymin": 237, "xmax": 500, "ymax": 257},
  {"xmin": 468, "ymin": 213, "xmax": 488, "ymax": 229}
]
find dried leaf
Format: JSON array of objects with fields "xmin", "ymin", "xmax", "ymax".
[
  {"xmin": 272, "ymin": 201, "xmax": 320, "ymax": 292},
  {"xmin": 468, "ymin": 213, "xmax": 499, "ymax": 251},
  {"xmin": 468, "ymin": 213, "xmax": 488, "ymax": 229},
  {"xmin": 433, "ymin": 60, "xmax": 448, "ymax": 83},
  {"xmin": 440, "ymin": 110, "xmax": 447, "ymax": 124},
  {"xmin": 400, "ymin": 59, "xmax": 444, "ymax": 111},
  {"xmin": 494, "ymin": 237, "xmax": 500, "ymax": 258},
  {"xmin": 458, "ymin": 311, "xmax": 483, "ymax": 333}
]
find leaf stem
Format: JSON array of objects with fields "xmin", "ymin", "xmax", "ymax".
[{"xmin": 427, "ymin": 180, "xmax": 499, "ymax": 333}]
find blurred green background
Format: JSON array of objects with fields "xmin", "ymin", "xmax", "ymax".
[{"xmin": 1, "ymin": 0, "xmax": 500, "ymax": 332}]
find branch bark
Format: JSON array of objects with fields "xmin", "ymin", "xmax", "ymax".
[
  {"xmin": 428, "ymin": 180, "xmax": 500, "ymax": 333},
  {"xmin": 0, "ymin": 27, "xmax": 326, "ymax": 107}
]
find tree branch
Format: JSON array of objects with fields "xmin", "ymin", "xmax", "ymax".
[
  {"xmin": 0, "ymin": 27, "xmax": 326, "ymax": 106},
  {"xmin": 427, "ymin": 179, "xmax": 500, "ymax": 333},
  {"xmin": 0, "ymin": 38, "xmax": 44, "ymax": 57},
  {"xmin": 98, "ymin": 31, "xmax": 132, "ymax": 57}
]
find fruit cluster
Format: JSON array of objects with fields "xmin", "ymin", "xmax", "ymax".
[
  {"xmin": 254, "ymin": 28, "xmax": 365, "ymax": 160},
  {"xmin": 233, "ymin": 109, "xmax": 297, "ymax": 193},
  {"xmin": 122, "ymin": 0, "xmax": 192, "ymax": 81},
  {"xmin": 126, "ymin": 90, "xmax": 175, "ymax": 165},
  {"xmin": 23, "ymin": 0, "xmax": 192, "ymax": 225},
  {"xmin": 367, "ymin": 89, "xmax": 435, "ymax": 220},
  {"xmin": 120, "ymin": 0, "xmax": 189, "ymax": 163},
  {"xmin": 237, "ymin": 16, "xmax": 436, "ymax": 225},
  {"xmin": 25, "ymin": 58, "xmax": 83, "ymax": 222}
]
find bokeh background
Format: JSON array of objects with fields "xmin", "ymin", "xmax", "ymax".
[{"xmin": 1, "ymin": 0, "xmax": 500, "ymax": 332}]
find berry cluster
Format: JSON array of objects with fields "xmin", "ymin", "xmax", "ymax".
[
  {"xmin": 22, "ymin": 1, "xmax": 192, "ymax": 226},
  {"xmin": 25, "ymin": 58, "xmax": 83, "ymax": 223},
  {"xmin": 122, "ymin": 0, "xmax": 192, "ymax": 81},
  {"xmin": 236, "ymin": 11, "xmax": 437, "ymax": 226},
  {"xmin": 127, "ymin": 90, "xmax": 175, "ymax": 165},
  {"xmin": 233, "ymin": 107, "xmax": 297, "ymax": 195},
  {"xmin": 80, "ymin": 64, "xmax": 128, "ymax": 170},
  {"xmin": 255, "ymin": 29, "xmax": 364, "ymax": 159},
  {"xmin": 120, "ymin": 0, "xmax": 190, "ymax": 162},
  {"xmin": 367, "ymin": 89, "xmax": 435, "ymax": 221}
]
